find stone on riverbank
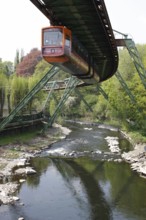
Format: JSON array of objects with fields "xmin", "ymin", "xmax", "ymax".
[
  {"xmin": 0, "ymin": 123, "xmax": 70, "ymax": 205},
  {"xmin": 122, "ymin": 144, "xmax": 146, "ymax": 177},
  {"xmin": 15, "ymin": 167, "xmax": 36, "ymax": 175},
  {"xmin": 0, "ymin": 182, "xmax": 19, "ymax": 204},
  {"xmin": 105, "ymin": 136, "xmax": 121, "ymax": 153}
]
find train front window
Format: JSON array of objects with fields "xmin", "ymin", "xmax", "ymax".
[{"xmin": 44, "ymin": 28, "xmax": 63, "ymax": 46}]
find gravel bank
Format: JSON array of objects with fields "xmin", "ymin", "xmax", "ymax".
[{"xmin": 0, "ymin": 124, "xmax": 71, "ymax": 205}]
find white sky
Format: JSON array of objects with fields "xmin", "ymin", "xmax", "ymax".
[
  {"xmin": 0, "ymin": 0, "xmax": 146, "ymax": 62},
  {"xmin": 105, "ymin": 0, "xmax": 146, "ymax": 43}
]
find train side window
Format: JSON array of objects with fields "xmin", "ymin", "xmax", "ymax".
[{"xmin": 65, "ymin": 35, "xmax": 71, "ymax": 47}]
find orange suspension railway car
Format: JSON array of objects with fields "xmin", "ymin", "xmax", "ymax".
[
  {"xmin": 31, "ymin": 0, "xmax": 119, "ymax": 85},
  {"xmin": 42, "ymin": 26, "xmax": 100, "ymax": 84}
]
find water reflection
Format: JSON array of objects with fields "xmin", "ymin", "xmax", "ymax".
[
  {"xmin": 0, "ymin": 123, "xmax": 145, "ymax": 220},
  {"xmin": 25, "ymin": 158, "xmax": 146, "ymax": 219},
  {"xmin": 70, "ymin": 157, "xmax": 146, "ymax": 220},
  {"xmin": 1, "ymin": 157, "xmax": 146, "ymax": 220},
  {"xmin": 26, "ymin": 157, "xmax": 51, "ymax": 187},
  {"xmin": 54, "ymin": 159, "xmax": 112, "ymax": 220}
]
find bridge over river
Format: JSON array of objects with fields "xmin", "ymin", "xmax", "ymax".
[{"xmin": 0, "ymin": 0, "xmax": 146, "ymax": 132}]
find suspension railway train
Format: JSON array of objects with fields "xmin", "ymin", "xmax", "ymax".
[{"xmin": 42, "ymin": 26, "xmax": 113, "ymax": 85}]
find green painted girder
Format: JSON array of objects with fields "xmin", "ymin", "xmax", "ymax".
[
  {"xmin": 44, "ymin": 77, "xmax": 84, "ymax": 90},
  {"xmin": 115, "ymin": 71, "xmax": 137, "ymax": 104},
  {"xmin": 0, "ymin": 66, "xmax": 60, "ymax": 131},
  {"xmin": 97, "ymin": 85, "xmax": 109, "ymax": 101},
  {"xmin": 124, "ymin": 39, "xmax": 146, "ymax": 89},
  {"xmin": 52, "ymin": 93, "xmax": 59, "ymax": 104},
  {"xmin": 44, "ymin": 76, "xmax": 80, "ymax": 128},
  {"xmin": 74, "ymin": 88, "xmax": 93, "ymax": 113},
  {"xmin": 42, "ymin": 81, "xmax": 57, "ymax": 110}
]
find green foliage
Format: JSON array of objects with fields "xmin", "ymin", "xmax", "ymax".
[
  {"xmin": 33, "ymin": 59, "xmax": 52, "ymax": 78},
  {"xmin": 93, "ymin": 95, "xmax": 109, "ymax": 120},
  {"xmin": 10, "ymin": 75, "xmax": 28, "ymax": 110},
  {"xmin": 49, "ymin": 99, "xmax": 56, "ymax": 116},
  {"xmin": 118, "ymin": 48, "xmax": 135, "ymax": 80},
  {"xmin": 14, "ymin": 49, "xmax": 20, "ymax": 70},
  {"xmin": 1, "ymin": 42, "xmax": 146, "ymax": 140},
  {"xmin": 0, "ymin": 62, "xmax": 9, "ymax": 116},
  {"xmin": 16, "ymin": 48, "xmax": 42, "ymax": 76}
]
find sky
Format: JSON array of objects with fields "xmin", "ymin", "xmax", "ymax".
[{"xmin": 0, "ymin": 0, "xmax": 146, "ymax": 62}]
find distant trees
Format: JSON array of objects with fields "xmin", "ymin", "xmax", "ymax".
[
  {"xmin": 52, "ymin": 43, "xmax": 146, "ymax": 132},
  {"xmin": 0, "ymin": 60, "xmax": 9, "ymax": 117},
  {"xmin": 0, "ymin": 43, "xmax": 146, "ymax": 134},
  {"xmin": 0, "ymin": 48, "xmax": 49, "ymax": 117},
  {"xmin": 16, "ymin": 48, "xmax": 42, "ymax": 76},
  {"xmin": 10, "ymin": 51, "xmax": 50, "ymax": 114},
  {"xmin": 0, "ymin": 72, "xmax": 7, "ymax": 117},
  {"xmin": 14, "ymin": 49, "xmax": 25, "ymax": 71},
  {"xmin": 93, "ymin": 45, "xmax": 146, "ymax": 131}
]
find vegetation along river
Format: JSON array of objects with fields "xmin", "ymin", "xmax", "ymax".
[{"xmin": 1, "ymin": 122, "xmax": 146, "ymax": 220}]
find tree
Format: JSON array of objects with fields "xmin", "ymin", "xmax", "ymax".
[
  {"xmin": 0, "ymin": 62, "xmax": 8, "ymax": 117},
  {"xmin": 3, "ymin": 61, "xmax": 14, "ymax": 76},
  {"xmin": 10, "ymin": 75, "xmax": 28, "ymax": 111},
  {"xmin": 20, "ymin": 48, "xmax": 25, "ymax": 62},
  {"xmin": 16, "ymin": 48, "xmax": 42, "ymax": 76},
  {"xmin": 14, "ymin": 49, "xmax": 20, "ymax": 71}
]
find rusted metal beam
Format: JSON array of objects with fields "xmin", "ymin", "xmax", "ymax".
[{"xmin": 115, "ymin": 39, "xmax": 127, "ymax": 47}]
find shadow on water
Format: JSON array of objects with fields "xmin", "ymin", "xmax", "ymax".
[
  {"xmin": 52, "ymin": 157, "xmax": 146, "ymax": 220},
  {"xmin": 0, "ymin": 123, "xmax": 146, "ymax": 220},
  {"xmin": 1, "ymin": 157, "xmax": 146, "ymax": 220},
  {"xmin": 52, "ymin": 158, "xmax": 113, "ymax": 220}
]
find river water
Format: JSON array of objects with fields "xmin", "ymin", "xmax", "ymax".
[{"xmin": 1, "ymin": 122, "xmax": 146, "ymax": 220}]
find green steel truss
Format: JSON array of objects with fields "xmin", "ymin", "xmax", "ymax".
[
  {"xmin": 0, "ymin": 36, "xmax": 145, "ymax": 132},
  {"xmin": 43, "ymin": 76, "xmax": 80, "ymax": 130},
  {"xmin": 124, "ymin": 39, "xmax": 146, "ymax": 89},
  {"xmin": 42, "ymin": 81, "xmax": 57, "ymax": 110},
  {"xmin": 0, "ymin": 66, "xmax": 60, "ymax": 131},
  {"xmin": 97, "ymin": 85, "xmax": 109, "ymax": 101},
  {"xmin": 96, "ymin": 70, "xmax": 139, "ymax": 111},
  {"xmin": 74, "ymin": 88, "xmax": 93, "ymax": 113},
  {"xmin": 115, "ymin": 70, "xmax": 137, "ymax": 104}
]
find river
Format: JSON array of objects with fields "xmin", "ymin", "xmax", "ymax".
[{"xmin": 1, "ymin": 122, "xmax": 146, "ymax": 220}]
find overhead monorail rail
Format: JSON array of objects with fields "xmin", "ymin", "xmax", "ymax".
[{"xmin": 30, "ymin": 0, "xmax": 118, "ymax": 83}]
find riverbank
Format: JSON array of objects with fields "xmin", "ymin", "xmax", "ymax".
[
  {"xmin": 0, "ymin": 122, "xmax": 146, "ymax": 205},
  {"xmin": 66, "ymin": 120, "xmax": 146, "ymax": 178},
  {"xmin": 121, "ymin": 141, "xmax": 146, "ymax": 178},
  {"xmin": 113, "ymin": 130, "xmax": 146, "ymax": 178},
  {"xmin": 0, "ymin": 123, "xmax": 71, "ymax": 205}
]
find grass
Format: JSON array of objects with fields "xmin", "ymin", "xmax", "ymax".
[
  {"xmin": 127, "ymin": 131, "xmax": 146, "ymax": 144},
  {"xmin": 3, "ymin": 149, "xmax": 21, "ymax": 159},
  {"xmin": 0, "ymin": 130, "xmax": 39, "ymax": 146}
]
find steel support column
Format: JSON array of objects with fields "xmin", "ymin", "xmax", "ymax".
[
  {"xmin": 43, "ymin": 76, "xmax": 80, "ymax": 130},
  {"xmin": 115, "ymin": 70, "xmax": 137, "ymax": 104},
  {"xmin": 124, "ymin": 39, "xmax": 146, "ymax": 88},
  {"xmin": 116, "ymin": 36, "xmax": 146, "ymax": 89},
  {"xmin": 74, "ymin": 88, "xmax": 93, "ymax": 113}
]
